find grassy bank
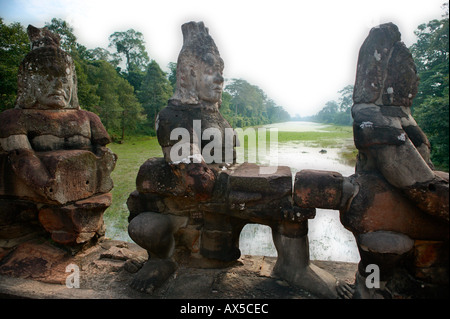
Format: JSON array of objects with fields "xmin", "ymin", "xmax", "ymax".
[
  {"xmin": 278, "ymin": 125, "xmax": 357, "ymax": 166},
  {"xmin": 277, "ymin": 125, "xmax": 353, "ymax": 146},
  {"xmin": 237, "ymin": 124, "xmax": 353, "ymax": 145},
  {"xmin": 237, "ymin": 124, "xmax": 356, "ymax": 164}
]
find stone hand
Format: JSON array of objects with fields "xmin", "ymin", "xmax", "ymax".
[
  {"xmin": 336, "ymin": 280, "xmax": 355, "ymax": 299},
  {"xmin": 9, "ymin": 149, "xmax": 55, "ymax": 198},
  {"xmin": 171, "ymin": 162, "xmax": 216, "ymax": 201}
]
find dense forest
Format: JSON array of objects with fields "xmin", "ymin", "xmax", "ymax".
[
  {"xmin": 294, "ymin": 5, "xmax": 449, "ymax": 170},
  {"xmin": 0, "ymin": 17, "xmax": 290, "ymax": 140}
]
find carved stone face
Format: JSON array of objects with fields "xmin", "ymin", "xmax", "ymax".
[
  {"xmin": 32, "ymin": 68, "xmax": 74, "ymax": 109},
  {"xmin": 16, "ymin": 47, "xmax": 79, "ymax": 110},
  {"xmin": 196, "ymin": 53, "xmax": 224, "ymax": 104}
]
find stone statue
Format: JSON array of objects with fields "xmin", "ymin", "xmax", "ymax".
[
  {"xmin": 342, "ymin": 23, "xmax": 448, "ymax": 298},
  {"xmin": 127, "ymin": 21, "xmax": 238, "ymax": 293},
  {"xmin": 127, "ymin": 21, "xmax": 340, "ymax": 298},
  {"xmin": 156, "ymin": 21, "xmax": 238, "ymax": 201},
  {"xmin": 277, "ymin": 23, "xmax": 448, "ymax": 299},
  {"xmin": 0, "ymin": 25, "xmax": 116, "ymax": 247}
]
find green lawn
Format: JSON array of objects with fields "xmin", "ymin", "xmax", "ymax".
[
  {"xmin": 237, "ymin": 124, "xmax": 353, "ymax": 145},
  {"xmin": 103, "ymin": 136, "xmax": 162, "ymax": 240},
  {"xmin": 275, "ymin": 125, "xmax": 353, "ymax": 145},
  {"xmin": 237, "ymin": 124, "xmax": 355, "ymax": 163}
]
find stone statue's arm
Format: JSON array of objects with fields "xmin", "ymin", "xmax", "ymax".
[
  {"xmin": 86, "ymin": 111, "xmax": 112, "ymax": 147},
  {"xmin": 375, "ymin": 140, "xmax": 435, "ymax": 189},
  {"xmin": 86, "ymin": 111, "xmax": 113, "ymax": 157},
  {"xmin": 353, "ymin": 105, "xmax": 436, "ymax": 188},
  {"xmin": 162, "ymin": 140, "xmax": 216, "ymax": 202},
  {"xmin": 402, "ymin": 120, "xmax": 434, "ymax": 169},
  {"xmin": 375, "ymin": 136, "xmax": 448, "ymax": 222},
  {"xmin": 0, "ymin": 134, "xmax": 54, "ymax": 195}
]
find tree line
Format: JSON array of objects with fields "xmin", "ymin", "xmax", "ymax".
[
  {"xmin": 0, "ymin": 18, "xmax": 290, "ymax": 141},
  {"xmin": 410, "ymin": 3, "xmax": 449, "ymax": 170},
  {"xmin": 292, "ymin": 84, "xmax": 353, "ymax": 126},
  {"xmin": 295, "ymin": 4, "xmax": 448, "ymax": 170}
]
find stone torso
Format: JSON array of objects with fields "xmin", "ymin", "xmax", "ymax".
[
  {"xmin": 157, "ymin": 101, "xmax": 235, "ymax": 164},
  {"xmin": 0, "ymin": 108, "xmax": 110, "ymax": 152}
]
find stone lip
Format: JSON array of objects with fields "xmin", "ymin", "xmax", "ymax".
[{"xmin": 0, "ymin": 238, "xmax": 358, "ymax": 299}]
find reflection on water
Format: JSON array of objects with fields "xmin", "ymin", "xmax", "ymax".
[
  {"xmin": 239, "ymin": 224, "xmax": 276, "ymax": 257},
  {"xmin": 238, "ymin": 121, "xmax": 360, "ymax": 263}
]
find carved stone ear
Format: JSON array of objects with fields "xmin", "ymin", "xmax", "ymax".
[
  {"xmin": 188, "ymin": 67, "xmax": 199, "ymax": 104},
  {"xmin": 171, "ymin": 63, "xmax": 199, "ymax": 105},
  {"xmin": 69, "ymin": 70, "xmax": 80, "ymax": 109},
  {"xmin": 15, "ymin": 72, "xmax": 37, "ymax": 109}
]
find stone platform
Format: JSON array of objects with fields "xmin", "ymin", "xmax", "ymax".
[{"xmin": 0, "ymin": 238, "xmax": 357, "ymax": 299}]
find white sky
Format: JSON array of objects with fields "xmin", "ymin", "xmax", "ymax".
[{"xmin": 1, "ymin": 0, "xmax": 447, "ymax": 116}]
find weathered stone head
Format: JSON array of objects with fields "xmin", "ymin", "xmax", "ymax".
[
  {"xmin": 15, "ymin": 25, "xmax": 79, "ymax": 110},
  {"xmin": 353, "ymin": 22, "xmax": 419, "ymax": 107},
  {"xmin": 170, "ymin": 21, "xmax": 225, "ymax": 106}
]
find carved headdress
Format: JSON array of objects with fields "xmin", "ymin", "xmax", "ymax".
[
  {"xmin": 353, "ymin": 23, "xmax": 419, "ymax": 107},
  {"xmin": 15, "ymin": 25, "xmax": 79, "ymax": 109},
  {"xmin": 170, "ymin": 21, "xmax": 224, "ymax": 105}
]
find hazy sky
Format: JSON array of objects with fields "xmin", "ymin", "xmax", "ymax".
[{"xmin": 1, "ymin": 0, "xmax": 447, "ymax": 116}]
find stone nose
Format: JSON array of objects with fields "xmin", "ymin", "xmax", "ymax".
[
  {"xmin": 52, "ymin": 78, "xmax": 64, "ymax": 89},
  {"xmin": 213, "ymin": 72, "xmax": 224, "ymax": 84}
]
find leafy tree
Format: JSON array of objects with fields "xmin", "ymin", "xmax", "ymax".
[
  {"xmin": 316, "ymin": 100, "xmax": 339, "ymax": 123},
  {"xmin": 266, "ymin": 99, "xmax": 291, "ymax": 123},
  {"xmin": 125, "ymin": 69, "xmax": 146, "ymax": 93},
  {"xmin": 219, "ymin": 91, "xmax": 234, "ymax": 122},
  {"xmin": 410, "ymin": 4, "xmax": 449, "ymax": 109},
  {"xmin": 88, "ymin": 47, "xmax": 112, "ymax": 62},
  {"xmin": 167, "ymin": 62, "xmax": 177, "ymax": 93},
  {"xmin": 137, "ymin": 60, "xmax": 173, "ymax": 134},
  {"xmin": 108, "ymin": 29, "xmax": 149, "ymax": 73},
  {"xmin": 0, "ymin": 18, "xmax": 29, "ymax": 111},
  {"xmin": 88, "ymin": 60, "xmax": 123, "ymax": 133},
  {"xmin": 312, "ymin": 84, "xmax": 353, "ymax": 125},
  {"xmin": 45, "ymin": 18, "xmax": 77, "ymax": 54},
  {"xmin": 74, "ymin": 59, "xmax": 100, "ymax": 112},
  {"xmin": 225, "ymin": 79, "xmax": 266, "ymax": 126},
  {"xmin": 224, "ymin": 78, "xmax": 290, "ymax": 127},
  {"xmin": 337, "ymin": 85, "xmax": 354, "ymax": 112},
  {"xmin": 108, "ymin": 29, "xmax": 150, "ymax": 92},
  {"xmin": 414, "ymin": 90, "xmax": 449, "ymax": 170},
  {"xmin": 117, "ymin": 78, "xmax": 146, "ymax": 140},
  {"xmin": 410, "ymin": 4, "xmax": 449, "ymax": 170},
  {"xmin": 85, "ymin": 60, "xmax": 145, "ymax": 139}
]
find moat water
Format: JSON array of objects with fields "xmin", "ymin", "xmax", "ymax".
[{"xmin": 238, "ymin": 121, "xmax": 360, "ymax": 262}]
